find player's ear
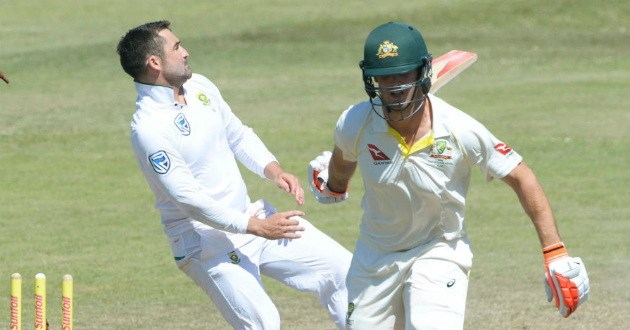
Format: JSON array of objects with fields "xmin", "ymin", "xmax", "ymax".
[{"xmin": 147, "ymin": 55, "xmax": 161, "ymax": 72}]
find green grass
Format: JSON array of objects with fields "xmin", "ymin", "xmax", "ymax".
[{"xmin": 1, "ymin": 0, "xmax": 628, "ymax": 329}]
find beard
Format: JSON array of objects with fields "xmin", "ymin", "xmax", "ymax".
[{"xmin": 163, "ymin": 63, "xmax": 193, "ymax": 87}]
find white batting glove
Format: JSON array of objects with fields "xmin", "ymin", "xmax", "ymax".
[
  {"xmin": 308, "ymin": 151, "xmax": 348, "ymax": 204},
  {"xmin": 543, "ymin": 243, "xmax": 590, "ymax": 318}
]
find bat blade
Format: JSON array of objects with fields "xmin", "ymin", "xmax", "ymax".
[{"xmin": 429, "ymin": 50, "xmax": 477, "ymax": 94}]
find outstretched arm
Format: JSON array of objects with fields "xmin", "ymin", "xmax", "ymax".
[
  {"xmin": 501, "ymin": 161, "xmax": 561, "ymax": 247},
  {"xmin": 502, "ymin": 161, "xmax": 589, "ymax": 318}
]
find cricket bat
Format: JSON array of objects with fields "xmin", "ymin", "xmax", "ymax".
[{"xmin": 429, "ymin": 50, "xmax": 477, "ymax": 94}]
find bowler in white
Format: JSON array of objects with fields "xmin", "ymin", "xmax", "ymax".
[{"xmin": 117, "ymin": 20, "xmax": 351, "ymax": 330}]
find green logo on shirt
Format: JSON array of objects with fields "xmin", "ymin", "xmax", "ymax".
[
  {"xmin": 197, "ymin": 92, "xmax": 211, "ymax": 106},
  {"xmin": 346, "ymin": 302, "xmax": 354, "ymax": 325},
  {"xmin": 435, "ymin": 140, "xmax": 447, "ymax": 154},
  {"xmin": 228, "ymin": 250, "xmax": 241, "ymax": 264}
]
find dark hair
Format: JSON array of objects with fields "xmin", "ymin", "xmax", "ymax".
[{"xmin": 117, "ymin": 20, "xmax": 171, "ymax": 79}]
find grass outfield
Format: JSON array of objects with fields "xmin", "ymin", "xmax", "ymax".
[{"xmin": 1, "ymin": 0, "xmax": 628, "ymax": 329}]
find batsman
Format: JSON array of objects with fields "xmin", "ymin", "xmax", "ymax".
[{"xmin": 308, "ymin": 22, "xmax": 589, "ymax": 330}]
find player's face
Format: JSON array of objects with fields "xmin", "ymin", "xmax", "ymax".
[
  {"xmin": 159, "ymin": 29, "xmax": 192, "ymax": 87},
  {"xmin": 375, "ymin": 70, "xmax": 422, "ymax": 112}
]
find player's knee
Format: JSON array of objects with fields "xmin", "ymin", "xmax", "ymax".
[
  {"xmin": 255, "ymin": 308, "xmax": 281, "ymax": 330},
  {"xmin": 230, "ymin": 305, "xmax": 280, "ymax": 330}
]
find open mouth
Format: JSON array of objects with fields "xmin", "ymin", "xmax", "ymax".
[{"xmin": 388, "ymin": 91, "xmax": 405, "ymax": 102}]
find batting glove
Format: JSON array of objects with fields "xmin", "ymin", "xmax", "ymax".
[
  {"xmin": 543, "ymin": 242, "xmax": 590, "ymax": 318},
  {"xmin": 308, "ymin": 151, "xmax": 348, "ymax": 204}
]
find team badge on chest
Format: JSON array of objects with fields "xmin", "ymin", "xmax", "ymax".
[
  {"xmin": 174, "ymin": 113, "xmax": 191, "ymax": 136},
  {"xmin": 429, "ymin": 139, "xmax": 454, "ymax": 167},
  {"xmin": 196, "ymin": 92, "xmax": 211, "ymax": 106}
]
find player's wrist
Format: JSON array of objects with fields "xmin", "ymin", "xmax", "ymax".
[
  {"xmin": 542, "ymin": 242, "xmax": 569, "ymax": 266},
  {"xmin": 246, "ymin": 216, "xmax": 263, "ymax": 236},
  {"xmin": 263, "ymin": 161, "xmax": 283, "ymax": 181},
  {"xmin": 308, "ymin": 151, "xmax": 349, "ymax": 204},
  {"xmin": 326, "ymin": 181, "xmax": 348, "ymax": 195}
]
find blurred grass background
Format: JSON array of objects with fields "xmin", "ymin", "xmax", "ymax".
[{"xmin": 1, "ymin": 0, "xmax": 628, "ymax": 329}]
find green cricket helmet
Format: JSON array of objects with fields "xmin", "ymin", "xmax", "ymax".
[{"xmin": 359, "ymin": 22, "xmax": 433, "ymax": 121}]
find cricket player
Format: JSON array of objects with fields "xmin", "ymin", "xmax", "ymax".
[
  {"xmin": 117, "ymin": 21, "xmax": 351, "ymax": 330},
  {"xmin": 308, "ymin": 22, "xmax": 589, "ymax": 330}
]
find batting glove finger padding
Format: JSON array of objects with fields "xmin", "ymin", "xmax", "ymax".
[
  {"xmin": 308, "ymin": 151, "xmax": 348, "ymax": 204},
  {"xmin": 543, "ymin": 243, "xmax": 590, "ymax": 318}
]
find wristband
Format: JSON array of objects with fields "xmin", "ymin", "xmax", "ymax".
[{"xmin": 543, "ymin": 242, "xmax": 569, "ymax": 266}]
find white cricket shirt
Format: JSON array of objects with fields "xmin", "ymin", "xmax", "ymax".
[
  {"xmin": 130, "ymin": 74, "xmax": 277, "ymax": 238},
  {"xmin": 335, "ymin": 94, "xmax": 522, "ymax": 252}
]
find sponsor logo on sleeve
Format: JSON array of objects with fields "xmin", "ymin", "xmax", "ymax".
[
  {"xmin": 494, "ymin": 143, "xmax": 513, "ymax": 156},
  {"xmin": 149, "ymin": 150, "xmax": 171, "ymax": 174},
  {"xmin": 174, "ymin": 113, "xmax": 191, "ymax": 136}
]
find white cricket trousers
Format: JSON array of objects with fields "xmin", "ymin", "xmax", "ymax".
[
  {"xmin": 346, "ymin": 237, "xmax": 473, "ymax": 330},
  {"xmin": 174, "ymin": 218, "xmax": 352, "ymax": 330}
]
